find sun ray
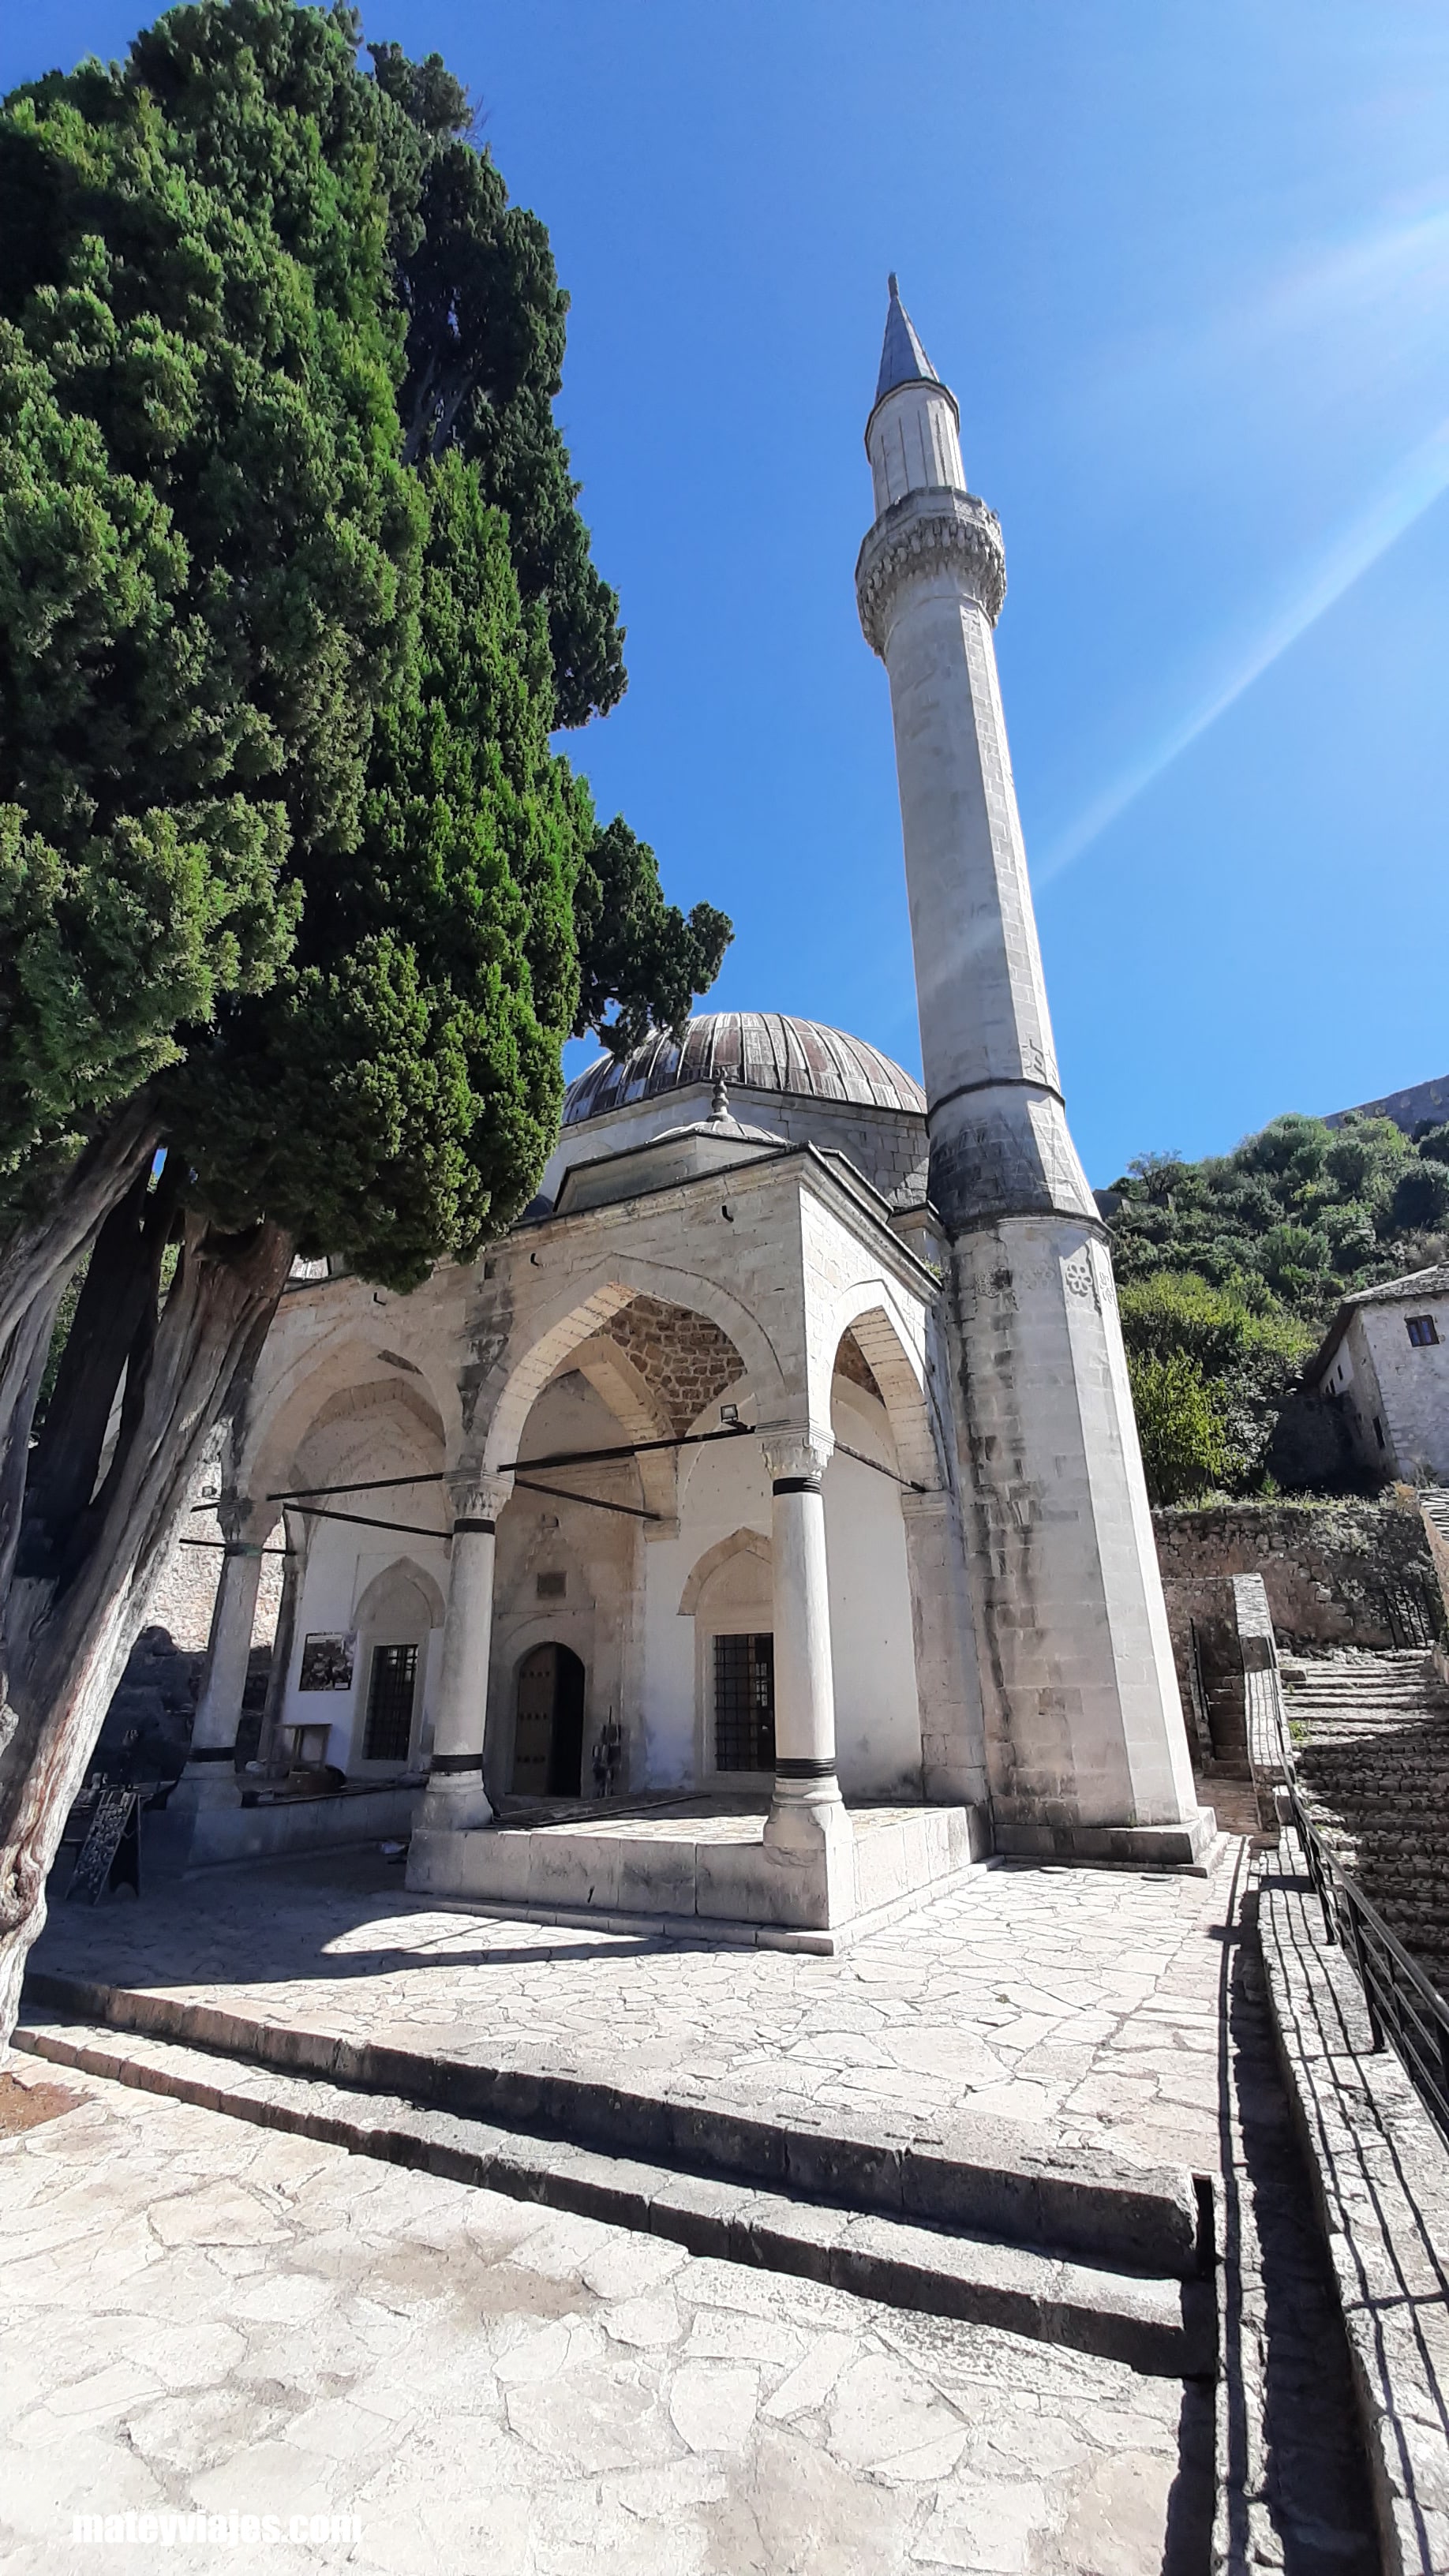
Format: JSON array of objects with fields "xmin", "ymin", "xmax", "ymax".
[{"xmin": 1037, "ymin": 414, "xmax": 1449, "ymax": 882}]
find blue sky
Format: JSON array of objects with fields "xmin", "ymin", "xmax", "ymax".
[{"xmin": 6, "ymin": 2, "xmax": 1448, "ymax": 1181}]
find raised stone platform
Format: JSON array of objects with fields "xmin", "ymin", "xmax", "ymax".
[
  {"xmin": 146, "ymin": 1778, "xmax": 421, "ymax": 1877},
  {"xmin": 406, "ymin": 1796, "xmax": 989, "ymax": 1949}
]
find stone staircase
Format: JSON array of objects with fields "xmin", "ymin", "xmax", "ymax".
[
  {"xmin": 16, "ymin": 1965, "xmax": 1215, "ymax": 2380},
  {"xmin": 1282, "ymin": 1646, "xmax": 1449, "ymax": 1986}
]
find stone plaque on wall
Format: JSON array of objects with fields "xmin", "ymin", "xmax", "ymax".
[{"xmin": 298, "ymin": 1632, "xmax": 355, "ymax": 1692}]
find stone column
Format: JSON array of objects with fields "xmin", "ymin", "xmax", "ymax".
[
  {"xmin": 415, "ymin": 1472, "xmax": 512, "ymax": 1834},
  {"xmin": 174, "ymin": 1496, "xmax": 272, "ymax": 1809},
  {"xmin": 761, "ymin": 1430, "xmax": 850, "ymax": 1870},
  {"xmin": 255, "ymin": 1507, "xmax": 306, "ymax": 1778}
]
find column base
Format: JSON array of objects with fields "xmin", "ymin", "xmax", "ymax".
[
  {"xmin": 414, "ymin": 1770, "xmax": 494, "ymax": 1837},
  {"xmin": 991, "ymin": 1808, "xmax": 1220, "ymax": 1870},
  {"xmin": 764, "ymin": 1770, "xmax": 848, "ymax": 1849},
  {"xmin": 762, "ymin": 1775, "xmax": 856, "ymax": 1921}
]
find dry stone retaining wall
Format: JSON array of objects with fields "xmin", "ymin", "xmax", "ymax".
[{"xmin": 1153, "ymin": 1498, "xmax": 1440, "ymax": 1657}]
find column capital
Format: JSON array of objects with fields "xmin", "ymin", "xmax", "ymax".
[
  {"xmin": 215, "ymin": 1490, "xmax": 273, "ymax": 1551},
  {"xmin": 760, "ymin": 1426, "xmax": 833, "ymax": 1489},
  {"xmin": 446, "ymin": 1469, "xmax": 513, "ymax": 1533}
]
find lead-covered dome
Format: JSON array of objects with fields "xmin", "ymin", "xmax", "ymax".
[{"xmin": 564, "ymin": 1012, "xmax": 925, "ymax": 1128}]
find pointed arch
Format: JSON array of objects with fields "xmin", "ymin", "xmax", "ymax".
[
  {"xmin": 242, "ymin": 1320, "xmax": 454, "ymax": 1507},
  {"xmin": 678, "ymin": 1526, "xmax": 771, "ymax": 1617},
  {"xmin": 478, "ymin": 1257, "xmax": 788, "ymax": 1476},
  {"xmin": 822, "ymin": 1283, "xmax": 939, "ymax": 1489},
  {"xmin": 353, "ymin": 1556, "xmax": 446, "ymax": 1631},
  {"xmin": 569, "ymin": 1335, "xmax": 680, "ymax": 1522}
]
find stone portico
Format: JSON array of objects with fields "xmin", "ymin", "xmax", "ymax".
[{"xmin": 189, "ymin": 1065, "xmax": 990, "ymax": 1937}]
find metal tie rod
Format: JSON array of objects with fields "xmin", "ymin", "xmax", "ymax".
[{"xmin": 264, "ymin": 1421, "xmax": 752, "ymax": 1503}]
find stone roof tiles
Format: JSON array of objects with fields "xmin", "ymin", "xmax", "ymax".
[{"xmin": 1346, "ymin": 1264, "xmax": 1449, "ymax": 1308}]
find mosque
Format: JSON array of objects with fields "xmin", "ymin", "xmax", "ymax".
[{"xmin": 167, "ymin": 282, "xmax": 1213, "ymax": 1939}]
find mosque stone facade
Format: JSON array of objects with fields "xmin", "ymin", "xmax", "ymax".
[{"xmin": 164, "ymin": 283, "xmax": 1211, "ymax": 1928}]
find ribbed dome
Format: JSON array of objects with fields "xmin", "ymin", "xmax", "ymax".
[{"xmin": 564, "ymin": 1013, "xmax": 925, "ymax": 1128}]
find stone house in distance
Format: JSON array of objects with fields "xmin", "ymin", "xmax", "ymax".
[{"xmin": 1309, "ymin": 1264, "xmax": 1449, "ymax": 1482}]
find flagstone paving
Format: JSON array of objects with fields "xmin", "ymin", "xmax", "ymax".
[
  {"xmin": 32, "ymin": 1846, "xmax": 1230, "ymax": 2175},
  {"xmin": 0, "ymin": 2061, "xmax": 1204, "ymax": 2576}
]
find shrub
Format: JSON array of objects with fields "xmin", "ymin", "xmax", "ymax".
[
  {"xmin": 1390, "ymin": 1162, "xmax": 1449, "ymax": 1234},
  {"xmin": 1127, "ymin": 1350, "xmax": 1230, "ymax": 1506}
]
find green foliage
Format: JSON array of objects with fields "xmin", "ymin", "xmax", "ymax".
[
  {"xmin": 1125, "ymin": 1348, "xmax": 1230, "ymax": 1507},
  {"xmin": 174, "ymin": 450, "xmax": 601, "ymax": 1283},
  {"xmin": 0, "ymin": 0, "xmax": 414, "ymax": 1198},
  {"xmin": 1109, "ymin": 1109, "xmax": 1447, "ymax": 1326},
  {"xmin": 1110, "ymin": 1095, "xmax": 1449, "ymax": 1496},
  {"xmin": 368, "ymin": 37, "xmax": 624, "ymax": 728},
  {"xmin": 0, "ymin": 2, "xmax": 728, "ymax": 1285},
  {"xmin": 1391, "ymin": 1159, "xmax": 1449, "ymax": 1234},
  {"xmin": 575, "ymin": 819, "xmax": 732, "ymax": 1061},
  {"xmin": 1118, "ymin": 1270, "xmax": 1313, "ymax": 1493}
]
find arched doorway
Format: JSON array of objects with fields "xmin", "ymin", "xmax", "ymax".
[{"xmin": 511, "ymin": 1644, "xmax": 586, "ymax": 1797}]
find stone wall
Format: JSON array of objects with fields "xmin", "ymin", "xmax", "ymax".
[
  {"xmin": 601, "ymin": 1295, "xmax": 743, "ymax": 1437},
  {"xmin": 1359, "ymin": 1293, "xmax": 1449, "ymax": 1483},
  {"xmin": 144, "ymin": 1496, "xmax": 285, "ymax": 1655},
  {"xmin": 1152, "ymin": 1496, "xmax": 1441, "ymax": 1675},
  {"xmin": 539, "ymin": 1085, "xmax": 930, "ymax": 1212}
]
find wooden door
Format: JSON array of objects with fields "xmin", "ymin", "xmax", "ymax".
[
  {"xmin": 511, "ymin": 1646, "xmax": 557, "ymax": 1794},
  {"xmin": 549, "ymin": 1648, "xmax": 585, "ymax": 1797}
]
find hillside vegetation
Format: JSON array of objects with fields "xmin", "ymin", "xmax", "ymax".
[{"xmin": 1106, "ymin": 1112, "xmax": 1449, "ymax": 1504}]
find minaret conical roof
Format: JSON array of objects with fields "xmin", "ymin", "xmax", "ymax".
[{"xmin": 874, "ymin": 274, "xmax": 941, "ymax": 403}]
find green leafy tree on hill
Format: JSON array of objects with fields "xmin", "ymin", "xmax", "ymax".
[
  {"xmin": 1109, "ymin": 1106, "xmax": 1449, "ymax": 1503},
  {"xmin": 1118, "ymin": 1270, "xmax": 1313, "ymax": 1503},
  {"xmin": 0, "ymin": 2, "xmax": 729, "ymax": 2031},
  {"xmin": 1109, "ymin": 1110, "xmax": 1447, "ymax": 1310}
]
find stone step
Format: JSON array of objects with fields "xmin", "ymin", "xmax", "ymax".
[
  {"xmin": 1279, "ymin": 1690, "xmax": 1433, "ymax": 1710},
  {"xmin": 13, "ymin": 2010, "xmax": 1214, "ymax": 2381},
  {"xmin": 1290, "ymin": 1694, "xmax": 1449, "ymax": 1709},
  {"xmin": 22, "ymin": 1965, "xmax": 1206, "ymax": 2280}
]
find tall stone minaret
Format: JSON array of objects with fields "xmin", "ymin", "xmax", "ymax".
[{"xmin": 856, "ymin": 279, "xmax": 1209, "ymax": 1863}]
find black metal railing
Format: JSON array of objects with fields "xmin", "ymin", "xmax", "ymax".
[
  {"xmin": 1282, "ymin": 1776, "xmax": 1449, "ymax": 2146},
  {"xmin": 1372, "ymin": 1574, "xmax": 1447, "ymax": 1653}
]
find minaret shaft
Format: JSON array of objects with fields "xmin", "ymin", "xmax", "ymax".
[{"xmin": 856, "ymin": 282, "xmax": 1208, "ymax": 1863}]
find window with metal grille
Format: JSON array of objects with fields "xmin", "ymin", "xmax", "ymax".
[
  {"xmin": 363, "ymin": 1642, "xmax": 417, "ymax": 1762},
  {"xmin": 1406, "ymin": 1316, "xmax": 1440, "ymax": 1347},
  {"xmin": 713, "ymin": 1632, "xmax": 775, "ymax": 1772}
]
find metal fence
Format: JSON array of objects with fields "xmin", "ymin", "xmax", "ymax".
[
  {"xmin": 1372, "ymin": 1574, "xmax": 1447, "ymax": 1652},
  {"xmin": 1281, "ymin": 1774, "xmax": 1449, "ymax": 2146}
]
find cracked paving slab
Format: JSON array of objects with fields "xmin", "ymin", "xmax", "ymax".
[
  {"xmin": 31, "ymin": 1845, "xmax": 1234, "ymax": 2175},
  {"xmin": 0, "ymin": 2062, "xmax": 1209, "ymax": 2576}
]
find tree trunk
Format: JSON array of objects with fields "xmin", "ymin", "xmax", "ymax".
[
  {"xmin": 0, "ymin": 1213, "xmax": 291, "ymax": 2041},
  {"xmin": 0, "ymin": 1095, "xmax": 162, "ymax": 1360},
  {"xmin": 0, "ymin": 1097, "xmax": 167, "ymax": 1636},
  {"xmin": 18, "ymin": 1162, "xmax": 179, "ymax": 1586},
  {"xmin": 0, "ymin": 1283, "xmax": 66, "ymax": 1627}
]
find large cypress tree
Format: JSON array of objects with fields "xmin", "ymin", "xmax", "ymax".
[{"xmin": 0, "ymin": 2, "xmax": 728, "ymax": 2026}]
